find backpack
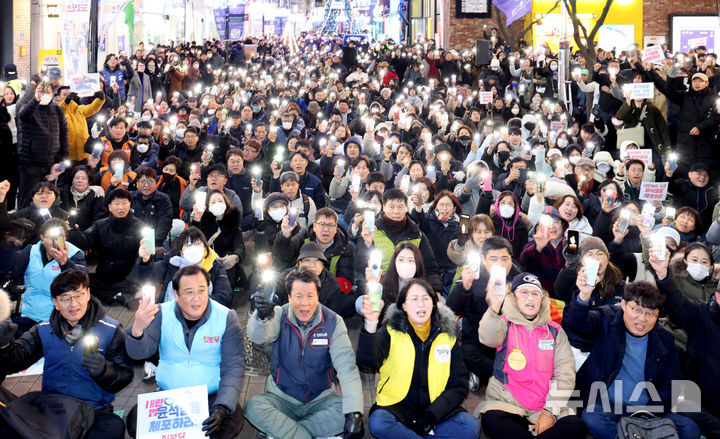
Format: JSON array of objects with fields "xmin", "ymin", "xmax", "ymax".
[
  {"xmin": 617, "ymin": 411, "xmax": 679, "ymax": 439},
  {"xmin": 0, "ymin": 391, "xmax": 96, "ymax": 438}
]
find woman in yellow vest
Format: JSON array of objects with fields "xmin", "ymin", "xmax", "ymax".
[{"xmin": 357, "ymin": 278, "xmax": 482, "ymax": 438}]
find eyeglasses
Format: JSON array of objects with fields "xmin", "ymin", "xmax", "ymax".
[
  {"xmin": 56, "ymin": 291, "xmax": 88, "ymax": 305},
  {"xmin": 315, "ymin": 222, "xmax": 336, "ymax": 230},
  {"xmin": 514, "ymin": 289, "xmax": 543, "ymax": 299},
  {"xmin": 178, "ymin": 289, "xmax": 209, "ymax": 299},
  {"xmin": 628, "ymin": 304, "xmax": 659, "ymax": 320},
  {"xmin": 137, "ymin": 179, "xmax": 155, "ymax": 186},
  {"xmin": 406, "ymin": 295, "xmax": 432, "ymax": 304}
]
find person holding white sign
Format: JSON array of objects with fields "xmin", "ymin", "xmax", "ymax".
[
  {"xmin": 125, "ymin": 264, "xmax": 246, "ymax": 438},
  {"xmin": 646, "ymin": 66, "xmax": 720, "ymax": 181}
]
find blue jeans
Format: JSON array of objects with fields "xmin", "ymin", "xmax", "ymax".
[
  {"xmin": 368, "ymin": 408, "xmax": 482, "ymax": 439},
  {"xmin": 581, "ymin": 409, "xmax": 700, "ymax": 439}
]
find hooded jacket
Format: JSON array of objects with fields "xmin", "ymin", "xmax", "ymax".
[
  {"xmin": 478, "ymin": 293, "xmax": 575, "ymax": 421},
  {"xmin": 357, "ymin": 303, "xmax": 469, "ymax": 426},
  {"xmin": 491, "ymin": 192, "xmax": 531, "ymax": 260},
  {"xmin": 59, "ymin": 96, "xmax": 105, "ymax": 161}
]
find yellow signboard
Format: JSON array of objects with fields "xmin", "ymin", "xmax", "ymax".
[{"xmin": 38, "ymin": 49, "xmax": 63, "ymax": 73}]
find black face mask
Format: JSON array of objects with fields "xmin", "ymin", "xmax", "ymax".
[
  {"xmin": 525, "ymin": 122, "xmax": 536, "ymax": 131},
  {"xmin": 497, "ymin": 151, "xmax": 510, "ymax": 162},
  {"xmin": 162, "ymin": 172, "xmax": 176, "ymax": 182},
  {"xmin": 458, "ymin": 135, "xmax": 471, "ymax": 143}
]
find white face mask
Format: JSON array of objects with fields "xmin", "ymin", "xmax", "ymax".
[
  {"xmin": 396, "ymin": 262, "xmax": 416, "ymax": 280},
  {"xmin": 611, "ymin": 117, "xmax": 623, "ymax": 127},
  {"xmin": 268, "ymin": 207, "xmax": 287, "ymax": 222},
  {"xmin": 39, "ymin": 94, "xmax": 53, "ymax": 105},
  {"xmin": 511, "ymin": 107, "xmax": 520, "ymax": 115},
  {"xmin": 175, "ymin": 128, "xmax": 186, "ymax": 138},
  {"xmin": 687, "ymin": 263, "xmax": 710, "ymax": 281},
  {"xmin": 136, "ymin": 143, "xmax": 149, "ymax": 154},
  {"xmin": 368, "ymin": 204, "xmax": 381, "ymax": 214},
  {"xmin": 569, "ymin": 156, "xmax": 581, "ymax": 165},
  {"xmin": 499, "ymin": 204, "xmax": 514, "ymax": 218},
  {"xmin": 550, "ymin": 65, "xmax": 558, "ymax": 71},
  {"xmin": 209, "ymin": 202, "xmax": 226, "ymax": 217},
  {"xmin": 182, "ymin": 245, "xmax": 205, "ymax": 264},
  {"xmin": 597, "ymin": 163, "xmax": 611, "ymax": 174},
  {"xmin": 557, "ymin": 138, "xmax": 568, "ymax": 148},
  {"xmin": 282, "ymin": 122, "xmax": 292, "ymax": 130}
]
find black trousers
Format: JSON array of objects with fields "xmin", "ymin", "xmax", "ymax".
[
  {"xmin": 683, "ymin": 409, "xmax": 720, "ymax": 439},
  {"xmin": 0, "ymin": 406, "xmax": 124, "ymax": 439},
  {"xmin": 16, "ymin": 165, "xmax": 48, "ymax": 210},
  {"xmin": 461, "ymin": 337, "xmax": 496, "ymax": 385},
  {"xmin": 481, "ymin": 410, "xmax": 587, "ymax": 439},
  {"xmin": 126, "ymin": 394, "xmax": 244, "ymax": 439}
]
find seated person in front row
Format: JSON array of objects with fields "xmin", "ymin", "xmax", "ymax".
[
  {"xmin": 11, "ymin": 218, "xmax": 87, "ymax": 333},
  {"xmin": 0, "ymin": 269, "xmax": 133, "ymax": 439},
  {"xmin": 125, "ymin": 265, "xmax": 245, "ymax": 438},
  {"xmin": 245, "ymin": 267, "xmax": 365, "ymax": 439},
  {"xmin": 478, "ymin": 272, "xmax": 587, "ymax": 439},
  {"xmin": 563, "ymin": 279, "xmax": 701, "ymax": 439},
  {"xmin": 357, "ymin": 278, "xmax": 482, "ymax": 439}
]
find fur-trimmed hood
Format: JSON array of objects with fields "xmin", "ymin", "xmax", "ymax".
[
  {"xmin": 670, "ymin": 251, "xmax": 720, "ymax": 282},
  {"xmin": 383, "ymin": 302, "xmax": 458, "ymax": 338},
  {"xmin": 501, "ymin": 291, "xmax": 553, "ymax": 329}
]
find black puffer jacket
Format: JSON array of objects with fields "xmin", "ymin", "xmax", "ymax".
[
  {"xmin": 60, "ymin": 187, "xmax": 107, "ymax": 231},
  {"xmin": 68, "ymin": 214, "xmax": 145, "ymax": 284},
  {"xmin": 17, "ymin": 98, "xmax": 69, "ymax": 167},
  {"xmin": 190, "ymin": 207, "xmax": 245, "ymax": 261}
]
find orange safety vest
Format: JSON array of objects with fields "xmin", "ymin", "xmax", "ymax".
[
  {"xmin": 99, "ymin": 136, "xmax": 134, "ymax": 168},
  {"xmin": 156, "ymin": 175, "xmax": 188, "ymax": 218},
  {"xmin": 99, "ymin": 166, "xmax": 137, "ymax": 191}
]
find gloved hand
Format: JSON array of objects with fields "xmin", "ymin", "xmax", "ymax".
[
  {"xmin": 93, "ymin": 91, "xmax": 105, "ymax": 101},
  {"xmin": 465, "ymin": 173, "xmax": 482, "ymax": 192},
  {"xmin": 343, "ymin": 412, "xmax": 364, "ymax": 439},
  {"xmin": 202, "ymin": 405, "xmax": 228, "ymax": 437},
  {"xmin": 81, "ymin": 352, "xmax": 107, "ymax": 378},
  {"xmin": 64, "ymin": 92, "xmax": 78, "ymax": 105},
  {"xmin": 252, "ymin": 294, "xmax": 275, "ymax": 321},
  {"xmin": 91, "ymin": 122, "xmax": 103, "ymax": 139},
  {"xmin": 411, "ymin": 412, "xmax": 434, "ymax": 436},
  {"xmin": 0, "ymin": 319, "xmax": 18, "ymax": 348}
]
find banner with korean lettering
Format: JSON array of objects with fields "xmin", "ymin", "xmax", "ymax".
[
  {"xmin": 59, "ymin": 0, "xmax": 92, "ymax": 80},
  {"xmin": 639, "ymin": 182, "xmax": 669, "ymax": 201},
  {"xmin": 137, "ymin": 385, "xmax": 209, "ymax": 439},
  {"xmin": 98, "ymin": 0, "xmax": 131, "ymax": 59}
]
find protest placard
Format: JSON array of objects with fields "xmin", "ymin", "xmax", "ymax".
[
  {"xmin": 478, "ymin": 91, "xmax": 493, "ymax": 105},
  {"xmin": 137, "ymin": 385, "xmax": 208, "ymax": 439},
  {"xmin": 639, "ymin": 182, "xmax": 669, "ymax": 201},
  {"xmin": 643, "ymin": 45, "xmax": 665, "ymax": 65},
  {"xmin": 629, "ymin": 83, "xmax": 655, "ymax": 100},
  {"xmin": 69, "ymin": 73, "xmax": 101, "ymax": 97},
  {"xmin": 628, "ymin": 149, "xmax": 652, "ymax": 165},
  {"xmin": 687, "ymin": 37, "xmax": 708, "ymax": 49},
  {"xmin": 550, "ymin": 121, "xmax": 564, "ymax": 132}
]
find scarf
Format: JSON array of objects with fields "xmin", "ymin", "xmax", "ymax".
[
  {"xmin": 435, "ymin": 211, "xmax": 459, "ymax": 227},
  {"xmin": 383, "ymin": 216, "xmax": 407, "ymax": 237},
  {"xmin": 410, "ymin": 318, "xmax": 431, "ymax": 342},
  {"xmin": 70, "ymin": 187, "xmax": 92, "ymax": 202}
]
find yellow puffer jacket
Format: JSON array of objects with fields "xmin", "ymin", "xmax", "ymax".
[{"xmin": 59, "ymin": 97, "xmax": 105, "ymax": 161}]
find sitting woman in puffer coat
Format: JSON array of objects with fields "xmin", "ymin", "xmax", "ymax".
[{"xmin": 478, "ymin": 272, "xmax": 587, "ymax": 439}]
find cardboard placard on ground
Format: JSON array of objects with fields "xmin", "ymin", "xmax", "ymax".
[
  {"xmin": 639, "ymin": 182, "xmax": 669, "ymax": 201},
  {"xmin": 628, "ymin": 149, "xmax": 652, "ymax": 165},
  {"xmin": 137, "ymin": 385, "xmax": 208, "ymax": 439},
  {"xmin": 643, "ymin": 45, "xmax": 665, "ymax": 65},
  {"xmin": 478, "ymin": 92, "xmax": 493, "ymax": 105}
]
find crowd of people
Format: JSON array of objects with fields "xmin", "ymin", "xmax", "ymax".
[{"xmin": 0, "ymin": 30, "xmax": 719, "ymax": 438}]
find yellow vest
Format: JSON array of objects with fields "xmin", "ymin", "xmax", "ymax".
[
  {"xmin": 376, "ymin": 327, "xmax": 456, "ymax": 406},
  {"xmin": 373, "ymin": 229, "xmax": 422, "ymax": 272}
]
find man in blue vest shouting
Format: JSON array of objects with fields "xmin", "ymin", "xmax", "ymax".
[
  {"xmin": 0, "ymin": 269, "xmax": 133, "ymax": 438},
  {"xmin": 124, "ymin": 265, "xmax": 246, "ymax": 438},
  {"xmin": 244, "ymin": 266, "xmax": 365, "ymax": 439}
]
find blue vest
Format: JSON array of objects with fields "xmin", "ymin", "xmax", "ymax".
[
  {"xmin": 156, "ymin": 300, "xmax": 228, "ymax": 393},
  {"xmin": 101, "ymin": 69, "xmax": 126, "ymax": 99},
  {"xmin": 22, "ymin": 241, "xmax": 82, "ymax": 322},
  {"xmin": 269, "ymin": 305, "xmax": 338, "ymax": 403},
  {"xmin": 38, "ymin": 316, "xmax": 119, "ymax": 409}
]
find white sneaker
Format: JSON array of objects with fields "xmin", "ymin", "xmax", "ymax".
[{"xmin": 143, "ymin": 361, "xmax": 156, "ymax": 380}]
